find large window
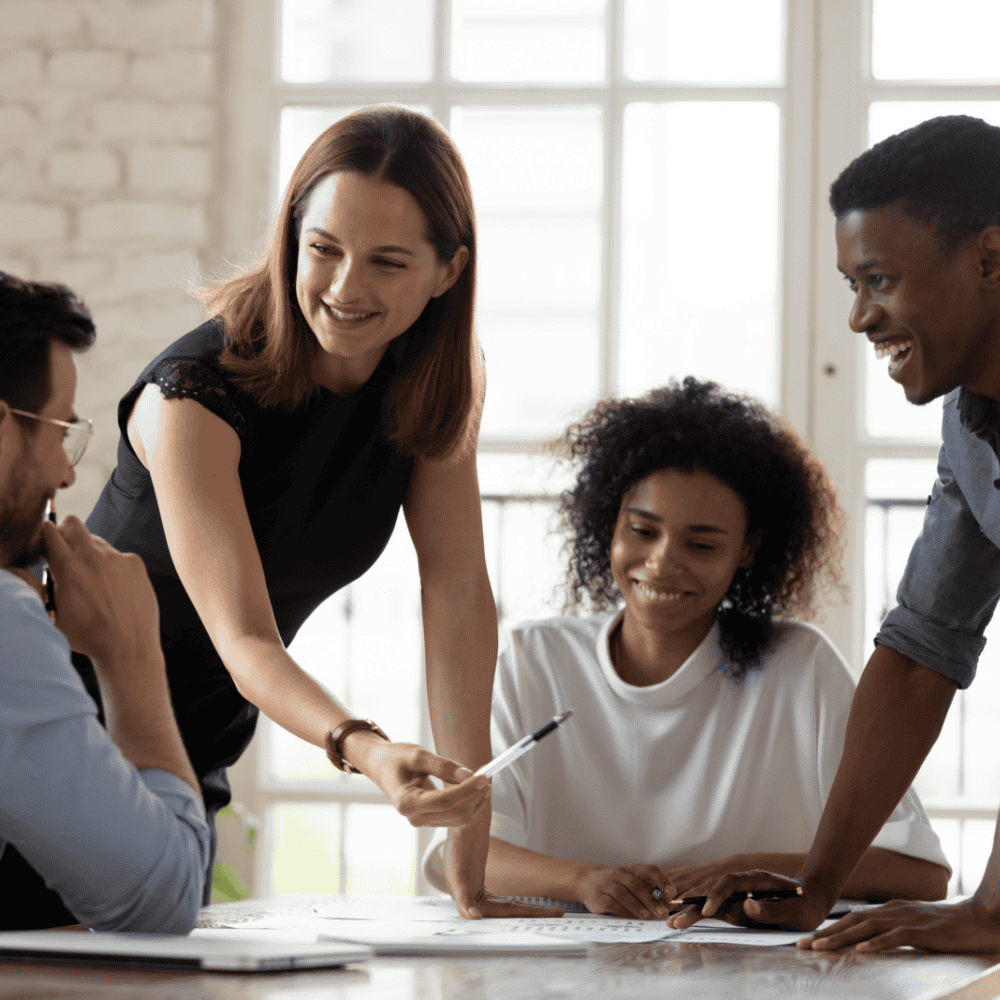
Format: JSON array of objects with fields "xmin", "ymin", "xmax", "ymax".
[{"xmin": 219, "ymin": 0, "xmax": 1000, "ymax": 898}]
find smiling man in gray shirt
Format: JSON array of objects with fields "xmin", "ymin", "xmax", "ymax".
[
  {"xmin": 670, "ymin": 116, "xmax": 1000, "ymax": 953},
  {"xmin": 0, "ymin": 273, "xmax": 210, "ymax": 933}
]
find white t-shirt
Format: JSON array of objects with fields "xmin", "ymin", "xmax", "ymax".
[{"xmin": 424, "ymin": 611, "xmax": 948, "ymax": 891}]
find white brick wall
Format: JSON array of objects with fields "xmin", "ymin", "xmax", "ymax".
[{"xmin": 0, "ymin": 0, "xmax": 221, "ymax": 522}]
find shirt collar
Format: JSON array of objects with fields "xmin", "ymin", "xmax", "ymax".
[
  {"xmin": 957, "ymin": 386, "xmax": 1000, "ymax": 447},
  {"xmin": 595, "ymin": 610, "xmax": 726, "ymax": 705}
]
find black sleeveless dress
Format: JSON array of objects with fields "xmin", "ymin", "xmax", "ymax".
[{"xmin": 78, "ymin": 319, "xmax": 410, "ymax": 886}]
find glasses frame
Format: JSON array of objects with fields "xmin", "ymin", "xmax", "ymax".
[{"xmin": 8, "ymin": 408, "xmax": 94, "ymax": 467}]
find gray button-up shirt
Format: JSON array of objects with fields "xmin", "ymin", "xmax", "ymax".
[
  {"xmin": 0, "ymin": 569, "xmax": 211, "ymax": 932},
  {"xmin": 878, "ymin": 387, "xmax": 1000, "ymax": 689}
]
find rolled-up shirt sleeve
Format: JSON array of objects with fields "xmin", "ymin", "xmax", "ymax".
[
  {"xmin": 876, "ymin": 438, "xmax": 1000, "ymax": 690},
  {"xmin": 0, "ymin": 575, "xmax": 211, "ymax": 933}
]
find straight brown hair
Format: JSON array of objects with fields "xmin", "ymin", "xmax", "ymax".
[{"xmin": 198, "ymin": 105, "xmax": 481, "ymax": 460}]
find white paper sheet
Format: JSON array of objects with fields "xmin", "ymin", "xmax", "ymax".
[
  {"xmin": 665, "ymin": 918, "xmax": 840, "ymax": 947},
  {"xmin": 201, "ymin": 895, "xmax": 838, "ymax": 950},
  {"xmin": 312, "ymin": 895, "xmax": 462, "ymax": 923},
  {"xmin": 317, "ymin": 921, "xmax": 587, "ymax": 955}
]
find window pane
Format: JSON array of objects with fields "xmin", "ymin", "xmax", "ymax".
[
  {"xmin": 269, "ymin": 803, "xmax": 341, "ymax": 894},
  {"xmin": 961, "ymin": 819, "xmax": 997, "ymax": 894},
  {"xmin": 264, "ymin": 512, "xmax": 422, "ymax": 783},
  {"xmin": 343, "ymin": 803, "xmax": 418, "ymax": 894},
  {"xmin": 267, "ymin": 589, "xmax": 350, "ymax": 782},
  {"xmin": 862, "ymin": 341, "xmax": 945, "ymax": 443},
  {"xmin": 452, "ymin": 0, "xmax": 605, "ymax": 83},
  {"xmin": 620, "ymin": 102, "xmax": 780, "ymax": 405},
  {"xmin": 280, "ymin": 0, "xmax": 433, "ymax": 83},
  {"xmin": 872, "ymin": 0, "xmax": 1000, "ymax": 81},
  {"xmin": 452, "ymin": 106, "xmax": 602, "ymax": 439},
  {"xmin": 869, "ymin": 102, "xmax": 1000, "ymax": 147},
  {"xmin": 862, "ymin": 102, "xmax": 1000, "ymax": 442},
  {"xmin": 625, "ymin": 0, "xmax": 782, "ymax": 83},
  {"xmin": 864, "ymin": 460, "xmax": 963, "ymax": 801},
  {"xmin": 964, "ymin": 640, "xmax": 1000, "ymax": 800},
  {"xmin": 347, "ymin": 514, "xmax": 424, "ymax": 744},
  {"xmin": 476, "ymin": 452, "xmax": 574, "ymax": 497},
  {"xmin": 495, "ymin": 500, "xmax": 565, "ymax": 636},
  {"xmin": 481, "ymin": 496, "xmax": 565, "ymax": 647},
  {"xmin": 278, "ymin": 104, "xmax": 433, "ymax": 205},
  {"xmin": 928, "ymin": 818, "xmax": 960, "ymax": 897}
]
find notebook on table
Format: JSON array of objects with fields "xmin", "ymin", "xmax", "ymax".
[{"xmin": 0, "ymin": 930, "xmax": 373, "ymax": 972}]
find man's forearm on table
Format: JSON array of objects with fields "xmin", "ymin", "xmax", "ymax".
[{"xmin": 797, "ymin": 643, "xmax": 956, "ymax": 901}]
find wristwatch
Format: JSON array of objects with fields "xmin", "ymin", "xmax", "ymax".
[{"xmin": 325, "ymin": 719, "xmax": 389, "ymax": 774}]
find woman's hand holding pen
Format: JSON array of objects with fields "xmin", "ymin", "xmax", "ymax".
[
  {"xmin": 577, "ymin": 863, "xmax": 675, "ymax": 920},
  {"xmin": 342, "ymin": 731, "xmax": 492, "ymax": 828}
]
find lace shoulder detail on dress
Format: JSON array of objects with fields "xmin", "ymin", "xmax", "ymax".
[{"xmin": 145, "ymin": 358, "xmax": 247, "ymax": 440}]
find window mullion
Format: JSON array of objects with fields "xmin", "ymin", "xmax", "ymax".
[{"xmin": 600, "ymin": 0, "xmax": 626, "ymax": 398}]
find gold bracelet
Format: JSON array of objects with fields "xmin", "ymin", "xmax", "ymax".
[{"xmin": 325, "ymin": 719, "xmax": 389, "ymax": 774}]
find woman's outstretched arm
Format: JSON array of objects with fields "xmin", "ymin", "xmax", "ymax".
[{"xmin": 130, "ymin": 385, "xmax": 490, "ymax": 827}]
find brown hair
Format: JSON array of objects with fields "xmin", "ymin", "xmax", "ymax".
[{"xmin": 199, "ymin": 105, "xmax": 481, "ymax": 460}]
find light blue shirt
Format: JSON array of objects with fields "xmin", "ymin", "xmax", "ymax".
[
  {"xmin": 0, "ymin": 568, "xmax": 211, "ymax": 933},
  {"xmin": 878, "ymin": 387, "xmax": 1000, "ymax": 689}
]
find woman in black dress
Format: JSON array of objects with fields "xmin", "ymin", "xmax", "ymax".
[{"xmin": 78, "ymin": 107, "xmax": 548, "ymax": 919}]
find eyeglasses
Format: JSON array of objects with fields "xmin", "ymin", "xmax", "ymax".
[{"xmin": 9, "ymin": 408, "xmax": 93, "ymax": 466}]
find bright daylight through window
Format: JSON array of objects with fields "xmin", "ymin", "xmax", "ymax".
[{"xmin": 227, "ymin": 0, "xmax": 1000, "ymax": 901}]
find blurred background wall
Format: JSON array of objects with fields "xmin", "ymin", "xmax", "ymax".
[{"xmin": 0, "ymin": 0, "xmax": 225, "ymax": 521}]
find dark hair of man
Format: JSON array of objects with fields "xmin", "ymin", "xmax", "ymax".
[
  {"xmin": 829, "ymin": 115, "xmax": 1000, "ymax": 251},
  {"xmin": 0, "ymin": 272, "xmax": 96, "ymax": 421},
  {"xmin": 559, "ymin": 377, "xmax": 844, "ymax": 679},
  {"xmin": 198, "ymin": 104, "xmax": 482, "ymax": 460}
]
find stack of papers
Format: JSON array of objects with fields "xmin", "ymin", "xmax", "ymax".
[{"xmin": 196, "ymin": 894, "xmax": 839, "ymax": 955}]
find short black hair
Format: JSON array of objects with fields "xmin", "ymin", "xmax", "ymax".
[
  {"xmin": 829, "ymin": 115, "xmax": 1000, "ymax": 250},
  {"xmin": 560, "ymin": 378, "xmax": 843, "ymax": 679},
  {"xmin": 0, "ymin": 272, "xmax": 95, "ymax": 415}
]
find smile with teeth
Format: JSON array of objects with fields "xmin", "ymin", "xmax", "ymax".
[
  {"xmin": 874, "ymin": 339, "xmax": 913, "ymax": 374},
  {"xmin": 634, "ymin": 581, "xmax": 688, "ymax": 603},
  {"xmin": 326, "ymin": 305, "xmax": 377, "ymax": 321}
]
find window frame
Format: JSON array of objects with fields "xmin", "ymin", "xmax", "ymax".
[{"xmin": 224, "ymin": 0, "xmax": 962, "ymax": 898}]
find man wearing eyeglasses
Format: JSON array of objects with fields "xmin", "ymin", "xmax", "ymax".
[{"xmin": 0, "ymin": 273, "xmax": 211, "ymax": 932}]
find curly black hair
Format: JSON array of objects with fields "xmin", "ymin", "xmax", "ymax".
[
  {"xmin": 559, "ymin": 377, "xmax": 844, "ymax": 679},
  {"xmin": 829, "ymin": 115, "xmax": 1000, "ymax": 252}
]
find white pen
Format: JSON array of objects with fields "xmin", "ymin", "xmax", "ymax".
[{"xmin": 473, "ymin": 710, "xmax": 573, "ymax": 779}]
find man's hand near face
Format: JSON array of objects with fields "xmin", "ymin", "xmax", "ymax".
[{"xmin": 42, "ymin": 517, "xmax": 160, "ymax": 666}]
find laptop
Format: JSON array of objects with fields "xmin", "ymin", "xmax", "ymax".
[{"xmin": 0, "ymin": 930, "xmax": 373, "ymax": 972}]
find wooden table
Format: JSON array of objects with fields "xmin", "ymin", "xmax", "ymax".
[{"xmin": 1, "ymin": 899, "xmax": 998, "ymax": 1000}]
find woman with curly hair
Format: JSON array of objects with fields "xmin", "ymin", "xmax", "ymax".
[{"xmin": 425, "ymin": 377, "xmax": 950, "ymax": 917}]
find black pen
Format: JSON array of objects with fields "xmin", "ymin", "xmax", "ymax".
[
  {"xmin": 652, "ymin": 886, "xmax": 803, "ymax": 905},
  {"xmin": 41, "ymin": 499, "xmax": 56, "ymax": 613}
]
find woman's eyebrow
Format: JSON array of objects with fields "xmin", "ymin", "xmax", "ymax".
[
  {"xmin": 624, "ymin": 506, "xmax": 729, "ymax": 534},
  {"xmin": 304, "ymin": 226, "xmax": 415, "ymax": 256}
]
